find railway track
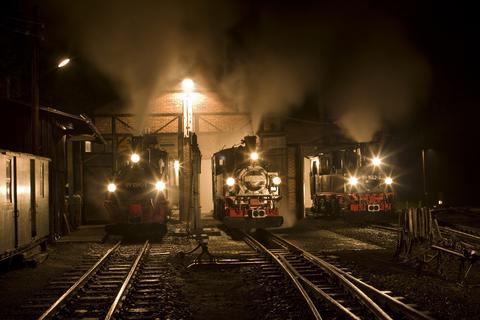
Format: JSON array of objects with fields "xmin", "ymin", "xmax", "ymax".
[
  {"xmin": 19, "ymin": 241, "xmax": 178, "ymax": 319},
  {"xmin": 243, "ymin": 229, "xmax": 434, "ymax": 320},
  {"xmin": 371, "ymin": 223, "xmax": 480, "ymax": 245}
]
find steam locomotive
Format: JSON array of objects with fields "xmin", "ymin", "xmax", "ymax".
[
  {"xmin": 310, "ymin": 143, "xmax": 394, "ymax": 215},
  {"xmin": 104, "ymin": 135, "xmax": 170, "ymax": 236},
  {"xmin": 212, "ymin": 136, "xmax": 283, "ymax": 229}
]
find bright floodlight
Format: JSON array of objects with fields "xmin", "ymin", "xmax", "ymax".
[
  {"xmin": 372, "ymin": 157, "xmax": 382, "ymax": 166},
  {"xmin": 58, "ymin": 58, "xmax": 70, "ymax": 68},
  {"xmin": 174, "ymin": 160, "xmax": 180, "ymax": 171},
  {"xmin": 385, "ymin": 177, "xmax": 393, "ymax": 185},
  {"xmin": 107, "ymin": 183, "xmax": 116, "ymax": 192},
  {"xmin": 182, "ymin": 78, "xmax": 194, "ymax": 92},
  {"xmin": 130, "ymin": 153, "xmax": 140, "ymax": 163},
  {"xmin": 272, "ymin": 176, "xmax": 282, "ymax": 185},
  {"xmin": 155, "ymin": 180, "xmax": 166, "ymax": 191},
  {"xmin": 250, "ymin": 152, "xmax": 259, "ymax": 161},
  {"xmin": 226, "ymin": 177, "xmax": 235, "ymax": 186},
  {"xmin": 348, "ymin": 176, "xmax": 358, "ymax": 186}
]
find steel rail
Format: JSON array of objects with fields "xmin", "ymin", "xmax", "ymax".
[
  {"xmin": 243, "ymin": 234, "xmax": 323, "ymax": 320},
  {"xmin": 331, "ymin": 267, "xmax": 435, "ymax": 320},
  {"xmin": 266, "ymin": 233, "xmax": 392, "ymax": 320},
  {"xmin": 105, "ymin": 240, "xmax": 150, "ymax": 320},
  {"xmin": 38, "ymin": 241, "xmax": 121, "ymax": 320},
  {"xmin": 276, "ymin": 254, "xmax": 361, "ymax": 320},
  {"xmin": 267, "ymin": 231, "xmax": 433, "ymax": 320},
  {"xmin": 440, "ymin": 226, "xmax": 480, "ymax": 243}
]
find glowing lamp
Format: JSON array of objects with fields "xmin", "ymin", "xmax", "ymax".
[
  {"xmin": 130, "ymin": 153, "xmax": 140, "ymax": 163},
  {"xmin": 182, "ymin": 78, "xmax": 194, "ymax": 93},
  {"xmin": 107, "ymin": 183, "xmax": 116, "ymax": 193},
  {"xmin": 155, "ymin": 180, "xmax": 166, "ymax": 191},
  {"xmin": 250, "ymin": 152, "xmax": 259, "ymax": 161},
  {"xmin": 372, "ymin": 157, "xmax": 382, "ymax": 166},
  {"xmin": 385, "ymin": 177, "xmax": 393, "ymax": 185},
  {"xmin": 348, "ymin": 176, "xmax": 358, "ymax": 186},
  {"xmin": 272, "ymin": 176, "xmax": 281, "ymax": 185},
  {"xmin": 58, "ymin": 58, "xmax": 70, "ymax": 68},
  {"xmin": 226, "ymin": 177, "xmax": 235, "ymax": 186}
]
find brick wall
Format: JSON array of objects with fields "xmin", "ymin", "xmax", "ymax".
[
  {"xmin": 94, "ymin": 91, "xmax": 251, "ymax": 135},
  {"xmin": 150, "ymin": 91, "xmax": 233, "ymax": 114}
]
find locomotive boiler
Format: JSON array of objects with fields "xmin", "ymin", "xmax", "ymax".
[
  {"xmin": 212, "ymin": 136, "xmax": 283, "ymax": 229},
  {"xmin": 104, "ymin": 136, "xmax": 170, "ymax": 236},
  {"xmin": 310, "ymin": 143, "xmax": 394, "ymax": 215}
]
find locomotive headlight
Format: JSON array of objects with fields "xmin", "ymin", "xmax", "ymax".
[
  {"xmin": 272, "ymin": 176, "xmax": 282, "ymax": 185},
  {"xmin": 130, "ymin": 153, "xmax": 140, "ymax": 163},
  {"xmin": 250, "ymin": 152, "xmax": 259, "ymax": 161},
  {"xmin": 226, "ymin": 177, "xmax": 235, "ymax": 186},
  {"xmin": 385, "ymin": 177, "xmax": 393, "ymax": 185},
  {"xmin": 372, "ymin": 157, "xmax": 382, "ymax": 166},
  {"xmin": 155, "ymin": 180, "xmax": 166, "ymax": 191},
  {"xmin": 348, "ymin": 176, "xmax": 359, "ymax": 186},
  {"xmin": 107, "ymin": 183, "xmax": 117, "ymax": 193}
]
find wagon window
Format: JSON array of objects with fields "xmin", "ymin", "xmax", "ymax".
[
  {"xmin": 6, "ymin": 159, "xmax": 12, "ymax": 202},
  {"xmin": 40, "ymin": 162, "xmax": 45, "ymax": 198}
]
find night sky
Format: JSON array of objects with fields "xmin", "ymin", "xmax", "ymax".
[{"xmin": 1, "ymin": 0, "xmax": 479, "ymax": 205}]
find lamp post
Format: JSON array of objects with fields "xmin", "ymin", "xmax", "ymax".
[
  {"xmin": 182, "ymin": 78, "xmax": 194, "ymax": 137},
  {"xmin": 178, "ymin": 79, "xmax": 194, "ymax": 221},
  {"xmin": 179, "ymin": 78, "xmax": 201, "ymax": 230},
  {"xmin": 32, "ymin": 56, "xmax": 71, "ymax": 155}
]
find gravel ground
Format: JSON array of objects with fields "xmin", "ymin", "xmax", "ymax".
[
  {"xmin": 274, "ymin": 213, "xmax": 480, "ymax": 320},
  {"xmin": 0, "ymin": 242, "xmax": 111, "ymax": 319},
  {"xmin": 180, "ymin": 218, "xmax": 314, "ymax": 320},
  {"xmin": 2, "ymin": 214, "xmax": 479, "ymax": 319},
  {"xmin": 0, "ymin": 219, "xmax": 310, "ymax": 320}
]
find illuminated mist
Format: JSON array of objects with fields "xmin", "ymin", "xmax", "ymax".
[{"xmin": 48, "ymin": 1, "xmax": 429, "ymax": 139}]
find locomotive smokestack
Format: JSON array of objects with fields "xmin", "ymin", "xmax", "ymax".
[{"xmin": 243, "ymin": 135, "xmax": 257, "ymax": 152}]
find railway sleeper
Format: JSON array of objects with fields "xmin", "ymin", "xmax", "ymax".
[
  {"xmin": 76, "ymin": 295, "xmax": 113, "ymax": 301},
  {"xmin": 133, "ymin": 287, "xmax": 165, "ymax": 292},
  {"xmin": 130, "ymin": 293, "xmax": 163, "ymax": 300}
]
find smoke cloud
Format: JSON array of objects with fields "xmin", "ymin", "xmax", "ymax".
[{"xmin": 46, "ymin": 1, "xmax": 429, "ymax": 140}]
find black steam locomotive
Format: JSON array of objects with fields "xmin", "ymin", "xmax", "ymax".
[
  {"xmin": 104, "ymin": 135, "xmax": 170, "ymax": 236},
  {"xmin": 212, "ymin": 136, "xmax": 283, "ymax": 229},
  {"xmin": 310, "ymin": 143, "xmax": 394, "ymax": 215}
]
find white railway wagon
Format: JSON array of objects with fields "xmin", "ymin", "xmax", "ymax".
[{"xmin": 0, "ymin": 150, "xmax": 50, "ymax": 261}]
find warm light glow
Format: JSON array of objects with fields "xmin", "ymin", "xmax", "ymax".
[
  {"xmin": 58, "ymin": 58, "xmax": 70, "ymax": 68},
  {"xmin": 107, "ymin": 183, "xmax": 116, "ymax": 192},
  {"xmin": 226, "ymin": 177, "xmax": 235, "ymax": 186},
  {"xmin": 372, "ymin": 157, "xmax": 382, "ymax": 166},
  {"xmin": 348, "ymin": 176, "xmax": 358, "ymax": 186},
  {"xmin": 250, "ymin": 152, "xmax": 259, "ymax": 161},
  {"xmin": 155, "ymin": 180, "xmax": 166, "ymax": 191},
  {"xmin": 438, "ymin": 200, "xmax": 443, "ymax": 205},
  {"xmin": 272, "ymin": 176, "xmax": 281, "ymax": 185},
  {"xmin": 385, "ymin": 177, "xmax": 393, "ymax": 185},
  {"xmin": 182, "ymin": 78, "xmax": 194, "ymax": 92},
  {"xmin": 174, "ymin": 160, "xmax": 180, "ymax": 176},
  {"xmin": 130, "ymin": 153, "xmax": 140, "ymax": 163}
]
